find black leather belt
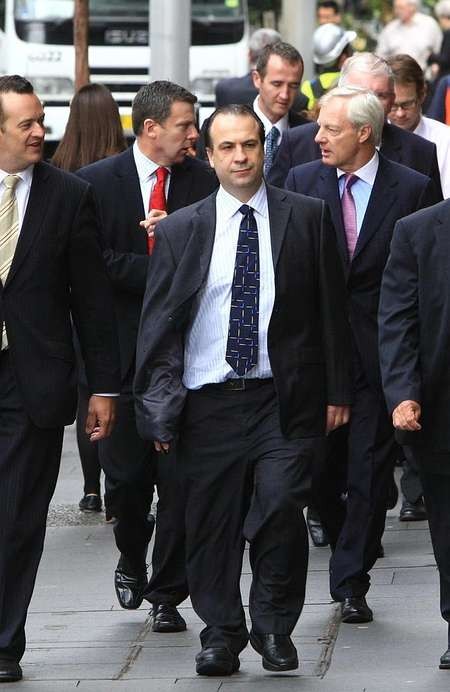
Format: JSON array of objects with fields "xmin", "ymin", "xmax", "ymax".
[{"xmin": 202, "ymin": 378, "xmax": 273, "ymax": 392}]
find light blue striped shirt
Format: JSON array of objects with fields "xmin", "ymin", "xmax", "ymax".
[
  {"xmin": 337, "ymin": 151, "xmax": 379, "ymax": 234},
  {"xmin": 183, "ymin": 182, "xmax": 275, "ymax": 390}
]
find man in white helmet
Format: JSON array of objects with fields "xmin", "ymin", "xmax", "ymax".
[{"xmin": 301, "ymin": 23, "xmax": 356, "ymax": 111}]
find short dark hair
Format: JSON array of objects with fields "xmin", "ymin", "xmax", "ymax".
[
  {"xmin": 204, "ymin": 104, "xmax": 265, "ymax": 150},
  {"xmin": 131, "ymin": 80, "xmax": 197, "ymax": 136},
  {"xmin": 255, "ymin": 41, "xmax": 303, "ymax": 79},
  {"xmin": 318, "ymin": 1, "xmax": 340, "ymax": 13},
  {"xmin": 387, "ymin": 54, "xmax": 425, "ymax": 100},
  {"xmin": 0, "ymin": 75, "xmax": 34, "ymax": 126}
]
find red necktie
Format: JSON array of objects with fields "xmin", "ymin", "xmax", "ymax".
[{"xmin": 147, "ymin": 166, "xmax": 168, "ymax": 255}]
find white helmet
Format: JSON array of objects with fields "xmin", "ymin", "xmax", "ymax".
[{"xmin": 313, "ymin": 23, "xmax": 356, "ymax": 66}]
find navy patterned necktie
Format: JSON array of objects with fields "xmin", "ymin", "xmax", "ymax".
[
  {"xmin": 264, "ymin": 126, "xmax": 279, "ymax": 176},
  {"xmin": 225, "ymin": 205, "xmax": 259, "ymax": 376}
]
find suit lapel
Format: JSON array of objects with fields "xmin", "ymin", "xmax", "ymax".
[
  {"xmin": 115, "ymin": 148, "xmax": 147, "ymax": 254},
  {"xmin": 352, "ymin": 156, "xmax": 398, "ymax": 261},
  {"xmin": 168, "ymin": 159, "xmax": 191, "ymax": 213},
  {"xmin": 267, "ymin": 185, "xmax": 291, "ymax": 268},
  {"xmin": 317, "ymin": 166, "xmax": 349, "ymax": 268},
  {"xmin": 6, "ymin": 162, "xmax": 50, "ymax": 286}
]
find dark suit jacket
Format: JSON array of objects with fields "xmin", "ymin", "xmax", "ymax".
[
  {"xmin": 134, "ymin": 185, "xmax": 352, "ymax": 443},
  {"xmin": 0, "ymin": 161, "xmax": 120, "ymax": 428},
  {"xmin": 215, "ymin": 72, "xmax": 257, "ymax": 107},
  {"xmin": 379, "ymin": 200, "xmax": 450, "ymax": 450},
  {"xmin": 285, "ymin": 155, "xmax": 441, "ymax": 390},
  {"xmin": 77, "ymin": 147, "xmax": 218, "ymax": 380},
  {"xmin": 268, "ymin": 120, "xmax": 443, "ymax": 198}
]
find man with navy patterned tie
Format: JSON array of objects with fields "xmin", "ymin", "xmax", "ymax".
[{"xmin": 135, "ymin": 104, "xmax": 351, "ymax": 676}]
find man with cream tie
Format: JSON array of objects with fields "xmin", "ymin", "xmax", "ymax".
[
  {"xmin": 78, "ymin": 81, "xmax": 217, "ymax": 631},
  {"xmin": 285, "ymin": 86, "xmax": 440, "ymax": 623}
]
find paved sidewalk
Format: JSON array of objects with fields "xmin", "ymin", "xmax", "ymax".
[{"xmin": 5, "ymin": 426, "xmax": 449, "ymax": 691}]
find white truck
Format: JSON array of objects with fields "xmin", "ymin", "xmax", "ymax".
[{"xmin": 2, "ymin": 0, "xmax": 249, "ymax": 141}]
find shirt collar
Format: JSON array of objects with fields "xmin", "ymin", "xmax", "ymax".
[
  {"xmin": 217, "ymin": 181, "xmax": 268, "ymax": 221},
  {"xmin": 133, "ymin": 140, "xmax": 170, "ymax": 181},
  {"xmin": 0, "ymin": 165, "xmax": 34, "ymax": 187},
  {"xmin": 337, "ymin": 151, "xmax": 379, "ymax": 187},
  {"xmin": 253, "ymin": 96, "xmax": 289, "ymax": 136}
]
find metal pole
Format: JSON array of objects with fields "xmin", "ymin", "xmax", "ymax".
[
  {"xmin": 149, "ymin": 0, "xmax": 191, "ymax": 87},
  {"xmin": 279, "ymin": 0, "xmax": 315, "ymax": 80}
]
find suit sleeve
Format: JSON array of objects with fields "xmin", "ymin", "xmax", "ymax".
[
  {"xmin": 284, "ymin": 168, "xmax": 297, "ymax": 193},
  {"xmin": 417, "ymin": 175, "xmax": 443, "ymax": 210},
  {"xmin": 378, "ymin": 218, "xmax": 421, "ymax": 413},
  {"xmin": 68, "ymin": 186, "xmax": 121, "ymax": 393},
  {"xmin": 134, "ymin": 227, "xmax": 187, "ymax": 442},
  {"xmin": 319, "ymin": 203, "xmax": 352, "ymax": 405},
  {"xmin": 428, "ymin": 145, "xmax": 444, "ymax": 201}
]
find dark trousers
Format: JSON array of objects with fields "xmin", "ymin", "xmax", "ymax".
[
  {"xmin": 0, "ymin": 351, "xmax": 64, "ymax": 661},
  {"xmin": 400, "ymin": 446, "xmax": 424, "ymax": 504},
  {"xmin": 76, "ymin": 383, "xmax": 101, "ymax": 496},
  {"xmin": 179, "ymin": 381, "xmax": 319, "ymax": 654},
  {"xmin": 98, "ymin": 369, "xmax": 188, "ymax": 603},
  {"xmin": 319, "ymin": 363, "xmax": 397, "ymax": 601},
  {"xmin": 414, "ymin": 448, "xmax": 450, "ymax": 639}
]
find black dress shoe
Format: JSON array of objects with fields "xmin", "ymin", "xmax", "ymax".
[
  {"xmin": 399, "ymin": 498, "xmax": 427, "ymax": 522},
  {"xmin": 79, "ymin": 493, "xmax": 102, "ymax": 512},
  {"xmin": 341, "ymin": 596, "xmax": 373, "ymax": 624},
  {"xmin": 439, "ymin": 648, "xmax": 450, "ymax": 669},
  {"xmin": 306, "ymin": 509, "xmax": 330, "ymax": 547},
  {"xmin": 0, "ymin": 660, "xmax": 22, "ymax": 682},
  {"xmin": 249, "ymin": 631, "xmax": 298, "ymax": 672},
  {"xmin": 195, "ymin": 647, "xmax": 240, "ymax": 676},
  {"xmin": 114, "ymin": 555, "xmax": 147, "ymax": 609},
  {"xmin": 150, "ymin": 603, "xmax": 187, "ymax": 632}
]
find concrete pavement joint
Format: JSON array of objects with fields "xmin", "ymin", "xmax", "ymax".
[
  {"xmin": 313, "ymin": 603, "xmax": 341, "ymax": 678},
  {"xmin": 114, "ymin": 613, "xmax": 152, "ymax": 678}
]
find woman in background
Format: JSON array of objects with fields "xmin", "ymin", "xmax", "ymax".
[{"xmin": 52, "ymin": 83, "xmax": 126, "ymax": 517}]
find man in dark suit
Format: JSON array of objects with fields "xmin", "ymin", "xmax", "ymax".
[
  {"xmin": 285, "ymin": 86, "xmax": 440, "ymax": 623},
  {"xmin": 0, "ymin": 75, "xmax": 120, "ymax": 682},
  {"xmin": 269, "ymin": 52, "xmax": 443, "ymax": 195},
  {"xmin": 134, "ymin": 104, "xmax": 352, "ymax": 676},
  {"xmin": 215, "ymin": 27, "xmax": 281, "ymax": 107},
  {"xmin": 198, "ymin": 42, "xmax": 308, "ymax": 166},
  {"xmin": 379, "ymin": 198, "xmax": 450, "ymax": 669},
  {"xmin": 78, "ymin": 81, "xmax": 218, "ymax": 634}
]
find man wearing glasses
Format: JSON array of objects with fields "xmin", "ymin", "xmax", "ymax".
[{"xmin": 388, "ymin": 53, "xmax": 450, "ymax": 197}]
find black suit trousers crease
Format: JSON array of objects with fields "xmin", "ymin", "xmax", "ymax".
[
  {"xmin": 98, "ymin": 365, "xmax": 188, "ymax": 604},
  {"xmin": 178, "ymin": 381, "xmax": 324, "ymax": 654},
  {"xmin": 0, "ymin": 351, "xmax": 64, "ymax": 661}
]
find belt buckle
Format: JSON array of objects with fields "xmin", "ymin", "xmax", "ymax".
[{"xmin": 227, "ymin": 378, "xmax": 246, "ymax": 391}]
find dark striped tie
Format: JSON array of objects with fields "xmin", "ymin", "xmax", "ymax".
[{"xmin": 225, "ymin": 205, "xmax": 259, "ymax": 376}]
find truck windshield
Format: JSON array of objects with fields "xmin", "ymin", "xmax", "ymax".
[{"xmin": 14, "ymin": 0, "xmax": 245, "ymax": 44}]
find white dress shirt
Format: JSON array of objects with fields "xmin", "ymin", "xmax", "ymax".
[
  {"xmin": 183, "ymin": 182, "xmax": 275, "ymax": 389},
  {"xmin": 253, "ymin": 96, "xmax": 289, "ymax": 150},
  {"xmin": 414, "ymin": 115, "xmax": 450, "ymax": 199},
  {"xmin": 133, "ymin": 140, "xmax": 171, "ymax": 212},
  {"xmin": 337, "ymin": 152, "xmax": 379, "ymax": 235}
]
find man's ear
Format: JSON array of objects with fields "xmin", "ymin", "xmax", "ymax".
[
  {"xmin": 252, "ymin": 70, "xmax": 262, "ymax": 90},
  {"xmin": 142, "ymin": 118, "xmax": 158, "ymax": 138},
  {"xmin": 206, "ymin": 147, "xmax": 215, "ymax": 169},
  {"xmin": 358, "ymin": 124, "xmax": 372, "ymax": 144}
]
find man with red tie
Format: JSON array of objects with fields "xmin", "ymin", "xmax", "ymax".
[{"xmin": 77, "ymin": 81, "xmax": 217, "ymax": 632}]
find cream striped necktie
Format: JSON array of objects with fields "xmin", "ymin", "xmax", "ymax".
[{"xmin": 0, "ymin": 174, "xmax": 20, "ymax": 349}]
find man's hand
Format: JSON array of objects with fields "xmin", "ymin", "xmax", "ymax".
[
  {"xmin": 392, "ymin": 400, "xmax": 421, "ymax": 431},
  {"xmin": 154, "ymin": 441, "xmax": 170, "ymax": 454},
  {"xmin": 140, "ymin": 209, "xmax": 168, "ymax": 238},
  {"xmin": 85, "ymin": 395, "xmax": 117, "ymax": 441},
  {"xmin": 326, "ymin": 405, "xmax": 350, "ymax": 434}
]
